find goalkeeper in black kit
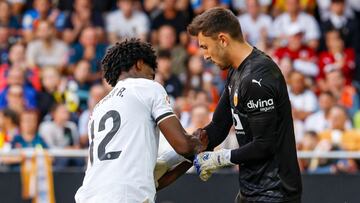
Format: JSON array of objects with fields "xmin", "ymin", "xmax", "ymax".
[{"xmin": 187, "ymin": 8, "xmax": 302, "ymax": 203}]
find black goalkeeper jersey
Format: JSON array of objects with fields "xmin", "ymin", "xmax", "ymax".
[{"xmin": 204, "ymin": 47, "xmax": 302, "ymax": 202}]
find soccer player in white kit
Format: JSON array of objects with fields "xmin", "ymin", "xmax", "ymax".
[{"xmin": 75, "ymin": 39, "xmax": 205, "ymax": 203}]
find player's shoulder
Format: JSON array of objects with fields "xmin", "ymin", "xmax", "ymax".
[
  {"xmin": 241, "ymin": 50, "xmax": 282, "ymax": 87},
  {"xmin": 122, "ymin": 78, "xmax": 166, "ymax": 98},
  {"xmin": 244, "ymin": 48, "xmax": 279, "ymax": 74}
]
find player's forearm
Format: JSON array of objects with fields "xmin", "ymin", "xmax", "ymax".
[
  {"xmin": 230, "ymin": 140, "xmax": 276, "ymax": 164},
  {"xmin": 159, "ymin": 117, "xmax": 202, "ymax": 157},
  {"xmin": 230, "ymin": 114, "xmax": 278, "ymax": 164},
  {"xmin": 156, "ymin": 161, "xmax": 193, "ymax": 191},
  {"xmin": 203, "ymin": 89, "xmax": 233, "ymax": 150}
]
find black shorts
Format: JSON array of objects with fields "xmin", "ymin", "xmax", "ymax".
[{"xmin": 235, "ymin": 191, "xmax": 301, "ymax": 203}]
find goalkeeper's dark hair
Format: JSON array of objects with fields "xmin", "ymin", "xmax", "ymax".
[{"xmin": 102, "ymin": 38, "xmax": 157, "ymax": 87}]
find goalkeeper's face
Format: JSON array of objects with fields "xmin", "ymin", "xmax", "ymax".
[{"xmin": 198, "ymin": 32, "xmax": 232, "ymax": 70}]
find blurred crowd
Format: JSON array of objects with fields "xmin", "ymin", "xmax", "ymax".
[{"xmin": 0, "ymin": 0, "xmax": 359, "ymax": 173}]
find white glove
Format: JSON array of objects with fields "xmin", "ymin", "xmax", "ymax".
[{"xmin": 194, "ymin": 149, "xmax": 234, "ymax": 181}]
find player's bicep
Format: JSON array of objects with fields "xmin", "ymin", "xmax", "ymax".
[
  {"xmin": 204, "ymin": 86, "xmax": 233, "ymax": 150},
  {"xmin": 150, "ymin": 82, "xmax": 174, "ymax": 123},
  {"xmin": 242, "ymin": 76, "xmax": 278, "ymax": 145}
]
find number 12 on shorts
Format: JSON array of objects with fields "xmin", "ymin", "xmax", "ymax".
[{"xmin": 89, "ymin": 110, "xmax": 122, "ymax": 165}]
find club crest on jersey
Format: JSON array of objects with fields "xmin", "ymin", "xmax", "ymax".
[{"xmin": 233, "ymin": 92, "xmax": 238, "ymax": 106}]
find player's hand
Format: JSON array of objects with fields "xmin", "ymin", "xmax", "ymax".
[
  {"xmin": 192, "ymin": 128, "xmax": 208, "ymax": 152},
  {"xmin": 193, "ymin": 149, "xmax": 234, "ymax": 181}
]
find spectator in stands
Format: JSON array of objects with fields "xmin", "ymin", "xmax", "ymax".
[
  {"xmin": 0, "ymin": 1, "xmax": 20, "ymax": 35},
  {"xmin": 180, "ymin": 55, "xmax": 219, "ymax": 109},
  {"xmin": 0, "ymin": 43, "xmax": 41, "ymax": 91},
  {"xmin": 320, "ymin": 0, "xmax": 358, "ymax": 49},
  {"xmin": 155, "ymin": 25, "xmax": 188, "ymax": 75},
  {"xmin": 69, "ymin": 27, "xmax": 107, "ymax": 82},
  {"xmin": 273, "ymin": 0, "xmax": 317, "ymax": 16},
  {"xmin": 273, "ymin": 23, "xmax": 318, "ymax": 78},
  {"xmin": 310, "ymin": 106, "xmax": 360, "ymax": 173},
  {"xmin": 66, "ymin": 60, "xmax": 92, "ymax": 112},
  {"xmin": 106, "ymin": 0, "xmax": 149, "ymax": 43},
  {"xmin": 39, "ymin": 103, "xmax": 79, "ymax": 149},
  {"xmin": 238, "ymin": 0, "xmax": 272, "ymax": 50},
  {"xmin": 155, "ymin": 50, "xmax": 183, "ymax": 99},
  {"xmin": 57, "ymin": 0, "xmax": 116, "ymax": 13},
  {"xmin": 4, "ymin": 85, "xmax": 27, "ymax": 114},
  {"xmin": 0, "ymin": 67, "xmax": 37, "ymax": 112},
  {"xmin": 307, "ymin": 137, "xmax": 357, "ymax": 174},
  {"xmin": 316, "ymin": 106, "xmax": 360, "ymax": 173},
  {"xmin": 62, "ymin": 0, "xmax": 105, "ymax": 44},
  {"xmin": 191, "ymin": 0, "xmax": 230, "ymax": 15},
  {"xmin": 318, "ymin": 29, "xmax": 355, "ymax": 85},
  {"xmin": 272, "ymin": 0, "xmax": 320, "ymax": 49},
  {"xmin": 26, "ymin": 20, "xmax": 69, "ymax": 70},
  {"xmin": 11, "ymin": 110, "xmax": 47, "ymax": 149},
  {"xmin": 298, "ymin": 131, "xmax": 319, "ymax": 171},
  {"xmin": 22, "ymin": 0, "xmax": 66, "ymax": 42},
  {"xmin": 185, "ymin": 104, "xmax": 210, "ymax": 134},
  {"xmin": 0, "ymin": 108, "xmax": 19, "ymax": 144},
  {"xmin": 288, "ymin": 71, "xmax": 318, "ymax": 142},
  {"xmin": 317, "ymin": 0, "xmax": 355, "ymax": 22},
  {"xmin": 37, "ymin": 67, "xmax": 61, "ymax": 120},
  {"xmin": 278, "ymin": 57, "xmax": 293, "ymax": 84},
  {"xmin": 305, "ymin": 91, "xmax": 335, "ymax": 133},
  {"xmin": 181, "ymin": 55, "xmax": 204, "ymax": 94},
  {"xmin": 232, "ymin": 0, "xmax": 272, "ymax": 14},
  {"xmin": 0, "ymin": 26, "xmax": 11, "ymax": 64},
  {"xmin": 324, "ymin": 69, "xmax": 359, "ymax": 117},
  {"xmin": 289, "ymin": 71, "xmax": 318, "ymax": 120},
  {"xmin": 317, "ymin": 106, "xmax": 360, "ymax": 173},
  {"xmin": 151, "ymin": 0, "xmax": 188, "ymax": 45},
  {"xmin": 78, "ymin": 84, "xmax": 106, "ymax": 148}
]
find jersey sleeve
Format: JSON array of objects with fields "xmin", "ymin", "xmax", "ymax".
[
  {"xmin": 230, "ymin": 72, "xmax": 279, "ymax": 164},
  {"xmin": 203, "ymin": 85, "xmax": 233, "ymax": 150},
  {"xmin": 149, "ymin": 82, "xmax": 175, "ymax": 125}
]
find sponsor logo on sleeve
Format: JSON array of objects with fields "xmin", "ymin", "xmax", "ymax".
[
  {"xmin": 251, "ymin": 79, "xmax": 262, "ymax": 87},
  {"xmin": 247, "ymin": 98, "xmax": 275, "ymax": 112}
]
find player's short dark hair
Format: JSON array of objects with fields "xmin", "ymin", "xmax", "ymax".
[
  {"xmin": 187, "ymin": 7, "xmax": 243, "ymax": 41},
  {"xmin": 101, "ymin": 38, "xmax": 157, "ymax": 87}
]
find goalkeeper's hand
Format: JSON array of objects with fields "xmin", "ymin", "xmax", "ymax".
[{"xmin": 193, "ymin": 149, "xmax": 234, "ymax": 181}]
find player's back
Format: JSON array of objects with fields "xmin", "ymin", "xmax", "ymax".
[{"xmin": 75, "ymin": 78, "xmax": 173, "ymax": 203}]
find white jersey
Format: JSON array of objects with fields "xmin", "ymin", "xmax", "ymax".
[{"xmin": 75, "ymin": 78, "xmax": 174, "ymax": 203}]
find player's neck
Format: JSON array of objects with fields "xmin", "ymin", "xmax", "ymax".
[
  {"xmin": 118, "ymin": 72, "xmax": 146, "ymax": 81},
  {"xmin": 230, "ymin": 42, "xmax": 253, "ymax": 69}
]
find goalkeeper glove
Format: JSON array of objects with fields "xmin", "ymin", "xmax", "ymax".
[{"xmin": 194, "ymin": 149, "xmax": 234, "ymax": 181}]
